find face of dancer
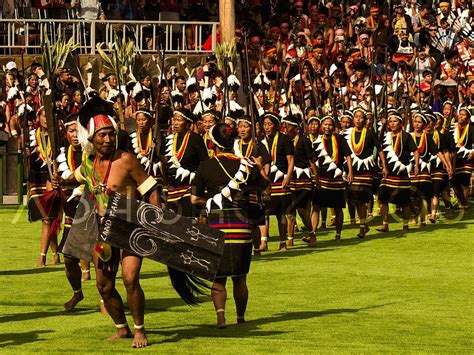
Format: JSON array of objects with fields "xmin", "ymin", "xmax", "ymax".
[
  {"xmin": 321, "ymin": 118, "xmax": 334, "ymax": 136},
  {"xmin": 238, "ymin": 121, "xmax": 251, "ymax": 140},
  {"xmin": 136, "ymin": 113, "xmax": 150, "ymax": 133},
  {"xmin": 458, "ymin": 110, "xmax": 469, "ymax": 126},
  {"xmin": 388, "ymin": 116, "xmax": 402, "ymax": 132},
  {"xmin": 93, "ymin": 127, "xmax": 116, "ymax": 157},
  {"xmin": 286, "ymin": 124, "xmax": 299, "ymax": 138},
  {"xmin": 353, "ymin": 111, "xmax": 366, "ymax": 129},
  {"xmin": 66, "ymin": 123, "xmax": 80, "ymax": 148},
  {"xmin": 28, "ymin": 75, "xmax": 38, "ymax": 89},
  {"xmin": 176, "ymin": 78, "xmax": 186, "ymax": 92},
  {"xmin": 443, "ymin": 104, "xmax": 452, "ymax": 118},
  {"xmin": 189, "ymin": 91, "xmax": 199, "ymax": 104},
  {"xmin": 412, "ymin": 116, "xmax": 425, "ymax": 132},
  {"xmin": 308, "ymin": 120, "xmax": 319, "ymax": 134},
  {"xmin": 340, "ymin": 117, "xmax": 352, "ymax": 130},
  {"xmin": 202, "ymin": 114, "xmax": 217, "ymax": 133},
  {"xmin": 38, "ymin": 109, "xmax": 47, "ymax": 129},
  {"xmin": 172, "ymin": 114, "xmax": 189, "ymax": 135},
  {"xmin": 263, "ymin": 118, "xmax": 277, "ymax": 136}
]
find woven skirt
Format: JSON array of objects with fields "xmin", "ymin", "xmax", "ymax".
[{"xmin": 379, "ymin": 174, "xmax": 411, "ymax": 205}]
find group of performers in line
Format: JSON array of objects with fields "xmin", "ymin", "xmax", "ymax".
[{"xmin": 26, "ymin": 90, "xmax": 473, "ymax": 347}]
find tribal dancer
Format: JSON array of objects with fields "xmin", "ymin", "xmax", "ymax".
[
  {"xmin": 377, "ymin": 110, "xmax": 419, "ymax": 232},
  {"xmin": 312, "ymin": 115, "xmax": 353, "ymax": 241},
  {"xmin": 234, "ymin": 115, "xmax": 271, "ymax": 254},
  {"xmin": 410, "ymin": 112, "xmax": 452, "ymax": 226},
  {"xmin": 344, "ymin": 108, "xmax": 388, "ymax": 238},
  {"xmin": 260, "ymin": 112, "xmax": 294, "ymax": 251},
  {"xmin": 56, "ymin": 114, "xmax": 90, "ymax": 310},
  {"xmin": 283, "ymin": 113, "xmax": 317, "ymax": 246},
  {"xmin": 55, "ymin": 98, "xmax": 161, "ymax": 347},
  {"xmin": 201, "ymin": 110, "xmax": 219, "ymax": 158},
  {"xmin": 451, "ymin": 107, "xmax": 474, "ymax": 209},
  {"xmin": 28, "ymin": 107, "xmax": 60, "ymax": 267},
  {"xmin": 164, "ymin": 108, "xmax": 209, "ymax": 217},
  {"xmin": 191, "ymin": 123, "xmax": 268, "ymax": 329},
  {"xmin": 429, "ymin": 112, "xmax": 454, "ymax": 221},
  {"xmin": 410, "ymin": 112, "xmax": 452, "ymax": 227},
  {"xmin": 129, "ymin": 109, "xmax": 163, "ymax": 192}
]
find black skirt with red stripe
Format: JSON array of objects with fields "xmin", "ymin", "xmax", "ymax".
[
  {"xmin": 452, "ymin": 159, "xmax": 474, "ymax": 188},
  {"xmin": 313, "ymin": 176, "xmax": 347, "ymax": 209},
  {"xmin": 410, "ymin": 171, "xmax": 433, "ymax": 200},
  {"xmin": 348, "ymin": 172, "xmax": 374, "ymax": 203},
  {"xmin": 208, "ymin": 208, "xmax": 252, "ymax": 278},
  {"xmin": 378, "ymin": 173, "xmax": 411, "ymax": 205},
  {"xmin": 265, "ymin": 173, "xmax": 292, "ymax": 215}
]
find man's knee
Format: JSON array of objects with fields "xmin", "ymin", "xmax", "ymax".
[
  {"xmin": 122, "ymin": 271, "xmax": 140, "ymax": 293},
  {"xmin": 96, "ymin": 274, "xmax": 116, "ymax": 298}
]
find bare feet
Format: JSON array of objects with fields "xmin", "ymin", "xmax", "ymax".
[
  {"xmin": 236, "ymin": 316, "xmax": 246, "ymax": 324},
  {"xmin": 81, "ymin": 270, "xmax": 91, "ymax": 282},
  {"xmin": 402, "ymin": 225, "xmax": 409, "ymax": 232},
  {"xmin": 36, "ymin": 254, "xmax": 46, "ymax": 268},
  {"xmin": 257, "ymin": 241, "xmax": 268, "ymax": 252},
  {"xmin": 278, "ymin": 242, "xmax": 287, "ymax": 251},
  {"xmin": 132, "ymin": 329, "xmax": 148, "ymax": 348},
  {"xmin": 307, "ymin": 235, "xmax": 317, "ymax": 248},
  {"xmin": 51, "ymin": 253, "xmax": 61, "ymax": 265},
  {"xmin": 64, "ymin": 291, "xmax": 84, "ymax": 311},
  {"xmin": 216, "ymin": 309, "xmax": 226, "ymax": 329},
  {"xmin": 287, "ymin": 239, "xmax": 294, "ymax": 247},
  {"xmin": 358, "ymin": 225, "xmax": 369, "ymax": 239},
  {"xmin": 335, "ymin": 234, "xmax": 341, "ymax": 242},
  {"xmin": 108, "ymin": 327, "xmax": 132, "ymax": 341}
]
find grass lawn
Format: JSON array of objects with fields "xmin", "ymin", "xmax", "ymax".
[{"xmin": 0, "ymin": 203, "xmax": 473, "ymax": 353}]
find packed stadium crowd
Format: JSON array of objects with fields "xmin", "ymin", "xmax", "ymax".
[{"xmin": 0, "ymin": 0, "xmax": 472, "ymax": 348}]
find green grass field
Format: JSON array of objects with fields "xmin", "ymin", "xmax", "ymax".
[{"xmin": 0, "ymin": 204, "xmax": 473, "ymax": 353}]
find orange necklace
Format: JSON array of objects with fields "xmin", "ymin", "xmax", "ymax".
[
  {"xmin": 323, "ymin": 134, "xmax": 339, "ymax": 163},
  {"xmin": 391, "ymin": 131, "xmax": 403, "ymax": 157},
  {"xmin": 239, "ymin": 139, "xmax": 253, "ymax": 158},
  {"xmin": 456, "ymin": 123, "xmax": 469, "ymax": 147},
  {"xmin": 351, "ymin": 127, "xmax": 367, "ymax": 156},
  {"xmin": 137, "ymin": 130, "xmax": 152, "ymax": 155},
  {"xmin": 172, "ymin": 131, "xmax": 190, "ymax": 162}
]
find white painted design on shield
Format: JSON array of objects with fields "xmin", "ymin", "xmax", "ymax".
[
  {"xmin": 186, "ymin": 226, "xmax": 219, "ymax": 246},
  {"xmin": 137, "ymin": 203, "xmax": 164, "ymax": 230},
  {"xmin": 129, "ymin": 229, "xmax": 158, "ymax": 257},
  {"xmin": 180, "ymin": 250, "xmax": 210, "ymax": 270}
]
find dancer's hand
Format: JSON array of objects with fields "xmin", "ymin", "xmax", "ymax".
[
  {"xmin": 382, "ymin": 166, "xmax": 388, "ymax": 178},
  {"xmin": 50, "ymin": 175, "xmax": 62, "ymax": 189}
]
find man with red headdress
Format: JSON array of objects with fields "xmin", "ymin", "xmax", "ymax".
[{"xmin": 55, "ymin": 97, "xmax": 161, "ymax": 348}]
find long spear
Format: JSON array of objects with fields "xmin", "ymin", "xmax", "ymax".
[
  {"xmin": 243, "ymin": 30, "xmax": 258, "ymax": 154},
  {"xmin": 148, "ymin": 33, "xmax": 166, "ymax": 177}
]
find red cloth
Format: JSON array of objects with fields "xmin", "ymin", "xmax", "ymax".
[{"xmin": 202, "ymin": 33, "xmax": 220, "ymax": 51}]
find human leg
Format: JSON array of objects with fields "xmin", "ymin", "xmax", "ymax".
[
  {"xmin": 212, "ymin": 277, "xmax": 227, "ymax": 329},
  {"xmin": 95, "ymin": 257, "xmax": 131, "ymax": 339},
  {"xmin": 334, "ymin": 208, "xmax": 343, "ymax": 241},
  {"xmin": 63, "ymin": 256, "xmax": 84, "ymax": 310},
  {"xmin": 277, "ymin": 214, "xmax": 288, "ymax": 250},
  {"xmin": 232, "ymin": 276, "xmax": 248, "ymax": 323},
  {"xmin": 121, "ymin": 252, "xmax": 147, "ymax": 348}
]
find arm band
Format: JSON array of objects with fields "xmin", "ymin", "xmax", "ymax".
[
  {"xmin": 137, "ymin": 176, "xmax": 157, "ymax": 196},
  {"xmin": 74, "ymin": 167, "xmax": 86, "ymax": 184}
]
